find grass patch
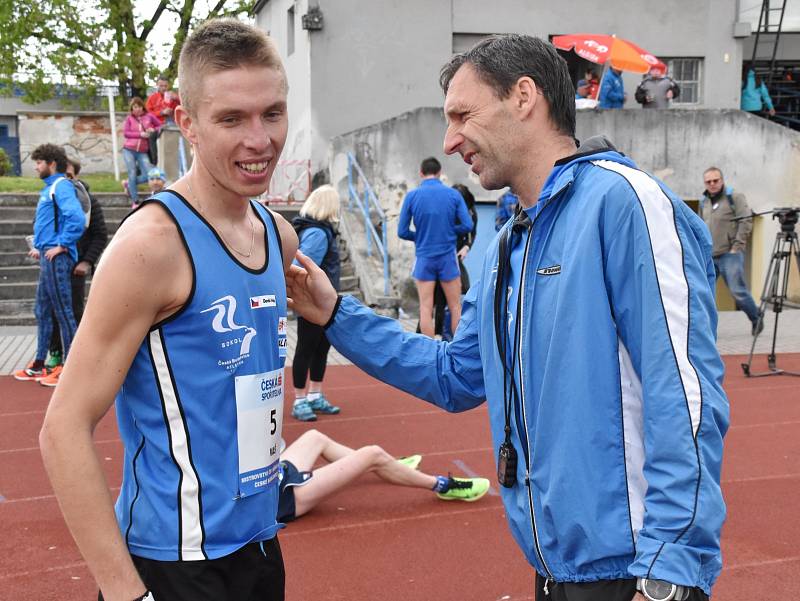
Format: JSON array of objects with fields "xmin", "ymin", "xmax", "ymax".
[{"xmin": 0, "ymin": 173, "xmax": 145, "ymax": 194}]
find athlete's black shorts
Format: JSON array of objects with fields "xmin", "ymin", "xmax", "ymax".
[
  {"xmin": 99, "ymin": 537, "xmax": 284, "ymax": 601},
  {"xmin": 277, "ymin": 460, "xmax": 313, "ymax": 523}
]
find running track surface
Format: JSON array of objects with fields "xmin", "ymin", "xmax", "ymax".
[{"xmin": 0, "ymin": 354, "xmax": 798, "ymax": 600}]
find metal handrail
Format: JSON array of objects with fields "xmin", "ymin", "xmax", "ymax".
[{"xmin": 346, "ymin": 152, "xmax": 390, "ymax": 296}]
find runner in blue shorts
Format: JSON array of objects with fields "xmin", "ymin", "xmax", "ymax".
[{"xmin": 399, "ymin": 157, "xmax": 473, "ymax": 337}]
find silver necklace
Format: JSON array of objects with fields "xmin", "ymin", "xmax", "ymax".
[{"xmin": 186, "ymin": 178, "xmax": 256, "ymax": 258}]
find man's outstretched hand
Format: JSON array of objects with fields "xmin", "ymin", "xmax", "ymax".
[{"xmin": 286, "ymin": 251, "xmax": 339, "ymax": 326}]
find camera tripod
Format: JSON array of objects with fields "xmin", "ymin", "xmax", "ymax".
[{"xmin": 741, "ymin": 209, "xmax": 800, "ymax": 377}]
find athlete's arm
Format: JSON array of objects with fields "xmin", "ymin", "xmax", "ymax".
[
  {"xmin": 268, "ymin": 208, "xmax": 299, "ymax": 274},
  {"xmin": 288, "ymin": 252, "xmax": 485, "ymax": 411},
  {"xmin": 40, "ymin": 204, "xmax": 192, "ymax": 601}
]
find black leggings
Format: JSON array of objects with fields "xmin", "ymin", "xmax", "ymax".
[{"xmin": 292, "ymin": 317, "xmax": 331, "ymax": 389}]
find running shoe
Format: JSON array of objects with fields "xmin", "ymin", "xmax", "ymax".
[
  {"xmin": 13, "ymin": 362, "xmax": 50, "ymax": 382},
  {"xmin": 291, "ymin": 399, "xmax": 317, "ymax": 422},
  {"xmin": 436, "ymin": 477, "xmax": 491, "ymax": 502},
  {"xmin": 45, "ymin": 351, "xmax": 62, "ymax": 369},
  {"xmin": 397, "ymin": 455, "xmax": 423, "ymax": 470},
  {"xmin": 309, "ymin": 394, "xmax": 341, "ymax": 415},
  {"xmin": 39, "ymin": 365, "xmax": 64, "ymax": 388}
]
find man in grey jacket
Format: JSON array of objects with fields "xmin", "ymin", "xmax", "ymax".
[
  {"xmin": 635, "ymin": 66, "xmax": 680, "ymax": 109},
  {"xmin": 700, "ymin": 166, "xmax": 763, "ymax": 335}
]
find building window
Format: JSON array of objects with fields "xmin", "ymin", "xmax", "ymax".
[
  {"xmin": 287, "ymin": 6, "xmax": 295, "ymax": 56},
  {"xmin": 663, "ymin": 58, "xmax": 702, "ymax": 104}
]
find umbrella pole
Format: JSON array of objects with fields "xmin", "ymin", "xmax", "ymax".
[{"xmin": 596, "ymin": 62, "xmax": 608, "ymax": 104}]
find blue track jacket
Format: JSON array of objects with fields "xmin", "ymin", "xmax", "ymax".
[
  {"xmin": 325, "ymin": 140, "xmax": 728, "ymax": 594},
  {"xmin": 599, "ymin": 69, "xmax": 626, "ymax": 109},
  {"xmin": 398, "ymin": 178, "xmax": 473, "ymax": 257},
  {"xmin": 33, "ymin": 174, "xmax": 86, "ymax": 262}
]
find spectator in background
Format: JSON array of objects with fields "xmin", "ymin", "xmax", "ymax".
[
  {"xmin": 398, "ymin": 157, "xmax": 473, "ymax": 337},
  {"xmin": 46, "ymin": 158, "xmax": 109, "ymax": 369},
  {"xmin": 416, "ymin": 183, "xmax": 478, "ymax": 340},
  {"xmin": 598, "ymin": 67, "xmax": 626, "ymax": 109},
  {"xmin": 699, "ymin": 166, "xmax": 763, "ymax": 336},
  {"xmin": 584, "ymin": 68, "xmax": 600, "ymax": 99},
  {"xmin": 741, "ymin": 68, "xmax": 776, "ymax": 117},
  {"xmin": 146, "ymin": 167, "xmax": 168, "ymax": 197},
  {"xmin": 122, "ymin": 97, "xmax": 160, "ymax": 207},
  {"xmin": 290, "ymin": 185, "xmax": 343, "ymax": 422},
  {"xmin": 145, "ymin": 75, "xmax": 181, "ymax": 125},
  {"xmin": 635, "ymin": 65, "xmax": 680, "ymax": 108},
  {"xmin": 14, "ymin": 144, "xmax": 85, "ymax": 386},
  {"xmin": 495, "ymin": 188, "xmax": 518, "ymax": 231}
]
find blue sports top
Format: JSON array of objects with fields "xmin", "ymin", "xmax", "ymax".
[
  {"xmin": 397, "ymin": 178, "xmax": 473, "ymax": 257},
  {"xmin": 114, "ymin": 191, "xmax": 288, "ymax": 561}
]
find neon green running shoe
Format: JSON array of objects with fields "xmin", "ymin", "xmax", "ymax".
[
  {"xmin": 436, "ymin": 477, "xmax": 490, "ymax": 502},
  {"xmin": 397, "ymin": 454, "xmax": 422, "ymax": 470},
  {"xmin": 45, "ymin": 351, "xmax": 62, "ymax": 369}
]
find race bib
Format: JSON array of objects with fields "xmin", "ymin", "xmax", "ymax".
[{"xmin": 234, "ymin": 369, "xmax": 283, "ymax": 497}]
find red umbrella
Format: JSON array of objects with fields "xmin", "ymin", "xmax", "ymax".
[{"xmin": 552, "ymin": 33, "xmax": 665, "ymax": 74}]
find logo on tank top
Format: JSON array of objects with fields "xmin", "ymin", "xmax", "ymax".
[{"xmin": 201, "ymin": 295, "xmax": 257, "ymax": 371}]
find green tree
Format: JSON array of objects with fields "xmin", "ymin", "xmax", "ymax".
[{"xmin": 0, "ymin": 0, "xmax": 255, "ymax": 105}]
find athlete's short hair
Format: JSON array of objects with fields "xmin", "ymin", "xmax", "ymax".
[
  {"xmin": 178, "ymin": 18, "xmax": 286, "ymax": 114},
  {"xmin": 299, "ymin": 185, "xmax": 340, "ymax": 223}
]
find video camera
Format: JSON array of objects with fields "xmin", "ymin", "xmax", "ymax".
[{"xmin": 771, "ymin": 207, "xmax": 799, "ymax": 232}]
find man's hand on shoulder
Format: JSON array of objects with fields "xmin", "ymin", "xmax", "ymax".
[{"xmin": 287, "ymin": 251, "xmax": 338, "ymax": 326}]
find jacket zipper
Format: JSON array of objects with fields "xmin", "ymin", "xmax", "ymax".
[{"xmin": 514, "ymin": 182, "xmax": 572, "ymax": 590}]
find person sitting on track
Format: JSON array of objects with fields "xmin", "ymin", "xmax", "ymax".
[{"xmin": 277, "ymin": 429, "xmax": 490, "ymax": 523}]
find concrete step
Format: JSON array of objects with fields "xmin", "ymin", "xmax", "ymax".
[
  {"xmin": 0, "ymin": 219, "xmax": 122, "ymax": 236},
  {"xmin": 0, "ymin": 282, "xmax": 38, "ymax": 299},
  {"xmin": 340, "ymin": 263, "xmax": 355, "ymax": 278},
  {"xmin": 0, "ymin": 299, "xmax": 34, "ymax": 316},
  {"xmin": 0, "ymin": 193, "xmax": 131, "ymax": 206},
  {"xmin": 0, "ymin": 265, "xmax": 39, "ymax": 283},
  {"xmin": 0, "ymin": 252, "xmax": 34, "ymax": 267},
  {"xmin": 0, "ymin": 236, "xmax": 30, "ymax": 253},
  {"xmin": 339, "ymin": 274, "xmax": 358, "ymax": 291},
  {"xmin": 0, "ymin": 314, "xmax": 36, "ymax": 326},
  {"xmin": 0, "ymin": 205, "xmax": 132, "ymax": 221}
]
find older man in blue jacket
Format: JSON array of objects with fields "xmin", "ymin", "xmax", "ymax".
[
  {"xmin": 599, "ymin": 67, "xmax": 627, "ymax": 109},
  {"xmin": 289, "ymin": 35, "xmax": 726, "ymax": 601}
]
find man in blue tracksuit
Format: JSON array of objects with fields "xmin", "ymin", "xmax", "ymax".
[
  {"xmin": 15, "ymin": 144, "xmax": 85, "ymax": 385},
  {"xmin": 289, "ymin": 35, "xmax": 726, "ymax": 601},
  {"xmin": 398, "ymin": 157, "xmax": 473, "ymax": 337},
  {"xmin": 599, "ymin": 67, "xmax": 627, "ymax": 109}
]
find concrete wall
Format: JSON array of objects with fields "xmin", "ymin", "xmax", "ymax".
[
  {"xmin": 330, "ymin": 107, "xmax": 800, "ymax": 297},
  {"xmin": 17, "ymin": 111, "xmax": 126, "ymax": 177},
  {"xmin": 255, "ymin": 0, "xmax": 314, "ymax": 189},
  {"xmin": 256, "ymin": 0, "xmax": 751, "ymax": 177}
]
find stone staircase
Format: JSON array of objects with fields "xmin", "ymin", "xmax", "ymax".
[{"xmin": 0, "ymin": 194, "xmax": 362, "ymax": 325}]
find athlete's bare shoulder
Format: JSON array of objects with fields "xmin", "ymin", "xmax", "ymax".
[
  {"xmin": 267, "ymin": 207, "xmax": 298, "ymax": 273},
  {"xmin": 92, "ymin": 201, "xmax": 193, "ymax": 322}
]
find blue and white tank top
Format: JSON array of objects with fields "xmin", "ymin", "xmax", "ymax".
[{"xmin": 114, "ymin": 191, "xmax": 288, "ymax": 561}]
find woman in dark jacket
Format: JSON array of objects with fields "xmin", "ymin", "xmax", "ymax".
[{"xmin": 290, "ymin": 185, "xmax": 343, "ymax": 421}]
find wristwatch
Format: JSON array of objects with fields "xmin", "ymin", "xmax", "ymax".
[{"xmin": 637, "ymin": 578, "xmax": 689, "ymax": 601}]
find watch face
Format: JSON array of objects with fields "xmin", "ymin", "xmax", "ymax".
[{"xmin": 643, "ymin": 579, "xmax": 676, "ymax": 601}]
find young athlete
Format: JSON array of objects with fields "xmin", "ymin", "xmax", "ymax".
[
  {"xmin": 277, "ymin": 429, "xmax": 490, "ymax": 523},
  {"xmin": 40, "ymin": 19, "xmax": 297, "ymax": 601}
]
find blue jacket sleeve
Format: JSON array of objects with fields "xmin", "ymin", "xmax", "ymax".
[
  {"xmin": 56, "ymin": 182, "xmax": 86, "ymax": 248},
  {"xmin": 453, "ymin": 193, "xmax": 474, "ymax": 236},
  {"xmin": 325, "ymin": 290, "xmax": 486, "ymax": 412},
  {"xmin": 296, "ymin": 227, "xmax": 329, "ymax": 266},
  {"xmin": 397, "ymin": 192, "xmax": 416, "ymax": 241},
  {"xmin": 759, "ymin": 84, "xmax": 774, "ymax": 111},
  {"xmin": 601, "ymin": 179, "xmax": 728, "ymax": 590}
]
